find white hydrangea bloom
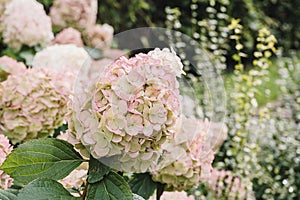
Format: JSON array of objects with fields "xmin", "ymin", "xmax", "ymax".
[
  {"xmin": 32, "ymin": 44, "xmax": 91, "ymax": 93},
  {"xmin": 1, "ymin": 0, "xmax": 53, "ymax": 50}
]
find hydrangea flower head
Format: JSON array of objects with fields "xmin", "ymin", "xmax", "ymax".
[
  {"xmin": 1, "ymin": 0, "xmax": 53, "ymax": 51},
  {"xmin": 84, "ymin": 24, "xmax": 114, "ymax": 49},
  {"xmin": 52, "ymin": 27, "xmax": 83, "ymax": 47},
  {"xmin": 151, "ymin": 116, "xmax": 221, "ymax": 191},
  {"xmin": 50, "ymin": 0, "xmax": 97, "ymax": 31},
  {"xmin": 0, "ymin": 134, "xmax": 13, "ymax": 189},
  {"xmin": 0, "ymin": 68, "xmax": 69, "ymax": 144},
  {"xmin": 32, "ymin": 44, "xmax": 91, "ymax": 93},
  {"xmin": 70, "ymin": 48, "xmax": 184, "ymax": 172}
]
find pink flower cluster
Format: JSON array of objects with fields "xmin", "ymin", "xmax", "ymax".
[
  {"xmin": 0, "ymin": 68, "xmax": 69, "ymax": 144},
  {"xmin": 49, "ymin": 0, "xmax": 114, "ymax": 50},
  {"xmin": 52, "ymin": 28, "xmax": 83, "ymax": 47},
  {"xmin": 84, "ymin": 24, "xmax": 114, "ymax": 49},
  {"xmin": 71, "ymin": 48, "xmax": 184, "ymax": 172},
  {"xmin": 50, "ymin": 0, "xmax": 97, "ymax": 31},
  {"xmin": 1, "ymin": 0, "xmax": 53, "ymax": 51},
  {"xmin": 151, "ymin": 116, "xmax": 216, "ymax": 190},
  {"xmin": 0, "ymin": 134, "xmax": 13, "ymax": 190},
  {"xmin": 206, "ymin": 168, "xmax": 248, "ymax": 200}
]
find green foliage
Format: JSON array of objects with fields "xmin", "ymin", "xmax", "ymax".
[
  {"xmin": 97, "ymin": 0, "xmax": 154, "ymax": 32},
  {"xmin": 0, "ymin": 190, "xmax": 17, "ymax": 200},
  {"xmin": 87, "ymin": 156, "xmax": 110, "ymax": 184},
  {"xmin": 86, "ymin": 171, "xmax": 133, "ymax": 200},
  {"xmin": 17, "ymin": 178, "xmax": 80, "ymax": 200},
  {"xmin": 0, "ymin": 138, "xmax": 84, "ymax": 186},
  {"xmin": 36, "ymin": 0, "xmax": 53, "ymax": 12},
  {"xmin": 128, "ymin": 173, "xmax": 156, "ymax": 199},
  {"xmin": 250, "ymin": 52, "xmax": 300, "ymax": 200},
  {"xmin": 257, "ymin": 0, "xmax": 300, "ymax": 50}
]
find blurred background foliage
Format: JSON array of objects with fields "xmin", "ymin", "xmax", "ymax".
[{"xmin": 98, "ymin": 0, "xmax": 300, "ymax": 52}]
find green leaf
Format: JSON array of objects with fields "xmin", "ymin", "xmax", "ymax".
[
  {"xmin": 0, "ymin": 190, "xmax": 17, "ymax": 200},
  {"xmin": 17, "ymin": 178, "xmax": 80, "ymax": 200},
  {"xmin": 133, "ymin": 194, "xmax": 145, "ymax": 200},
  {"xmin": 88, "ymin": 156, "xmax": 110, "ymax": 184},
  {"xmin": 86, "ymin": 171, "xmax": 133, "ymax": 200},
  {"xmin": 0, "ymin": 138, "xmax": 84, "ymax": 185},
  {"xmin": 128, "ymin": 173, "xmax": 156, "ymax": 199}
]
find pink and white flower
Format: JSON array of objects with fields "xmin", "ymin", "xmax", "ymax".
[
  {"xmin": 70, "ymin": 48, "xmax": 184, "ymax": 172},
  {"xmin": 1, "ymin": 0, "xmax": 53, "ymax": 51}
]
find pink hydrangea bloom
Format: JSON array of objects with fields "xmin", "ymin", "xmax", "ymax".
[
  {"xmin": 70, "ymin": 48, "xmax": 184, "ymax": 172},
  {"xmin": 52, "ymin": 27, "xmax": 83, "ymax": 47},
  {"xmin": 0, "ymin": 134, "xmax": 13, "ymax": 190},
  {"xmin": 50, "ymin": 0, "xmax": 97, "ymax": 31},
  {"xmin": 0, "ymin": 68, "xmax": 69, "ymax": 144},
  {"xmin": 206, "ymin": 168, "xmax": 248, "ymax": 200},
  {"xmin": 149, "ymin": 191, "xmax": 195, "ymax": 200},
  {"xmin": 1, "ymin": 0, "xmax": 53, "ymax": 51},
  {"xmin": 84, "ymin": 24, "xmax": 114, "ymax": 49},
  {"xmin": 0, "ymin": 56, "xmax": 26, "ymax": 74},
  {"xmin": 151, "ymin": 116, "xmax": 226, "ymax": 190}
]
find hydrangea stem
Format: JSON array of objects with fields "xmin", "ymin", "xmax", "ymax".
[{"xmin": 156, "ymin": 182, "xmax": 165, "ymax": 200}]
